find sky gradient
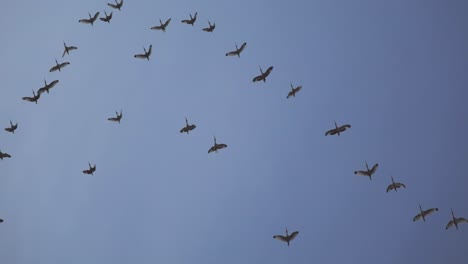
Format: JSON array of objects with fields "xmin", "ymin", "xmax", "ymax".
[{"xmin": 1, "ymin": 0, "xmax": 468, "ymax": 263}]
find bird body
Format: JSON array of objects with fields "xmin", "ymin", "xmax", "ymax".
[
  {"xmin": 180, "ymin": 117, "xmax": 196, "ymax": 134},
  {"xmin": 181, "ymin": 12, "xmax": 197, "ymax": 26},
  {"xmin": 62, "ymin": 42, "xmax": 78, "ymax": 57},
  {"xmin": 22, "ymin": 90, "xmax": 41, "ymax": 104},
  {"xmin": 134, "ymin": 45, "xmax": 152, "ymax": 60},
  {"xmin": 325, "ymin": 121, "xmax": 351, "ymax": 136},
  {"xmin": 287, "ymin": 83, "xmax": 302, "ymax": 98},
  {"xmin": 354, "ymin": 162, "xmax": 379, "ymax": 180},
  {"xmin": 252, "ymin": 66, "xmax": 273, "ymax": 82},
  {"xmin": 107, "ymin": 0, "xmax": 123, "ymax": 10},
  {"xmin": 83, "ymin": 163, "xmax": 96, "ymax": 175},
  {"xmin": 151, "ymin": 18, "xmax": 171, "ymax": 32},
  {"xmin": 413, "ymin": 204, "xmax": 438, "ymax": 222},
  {"xmin": 49, "ymin": 59, "xmax": 70, "ymax": 72},
  {"xmin": 108, "ymin": 110, "xmax": 123, "ymax": 123},
  {"xmin": 226, "ymin": 42, "xmax": 247, "ymax": 57},
  {"xmin": 79, "ymin": 12, "xmax": 100, "ymax": 26},
  {"xmin": 0, "ymin": 150, "xmax": 11, "ymax": 160},
  {"xmin": 4, "ymin": 121, "xmax": 18, "ymax": 134},
  {"xmin": 202, "ymin": 21, "xmax": 215, "ymax": 32},
  {"xmin": 273, "ymin": 228, "xmax": 299, "ymax": 246},
  {"xmin": 208, "ymin": 136, "xmax": 227, "ymax": 153},
  {"xmin": 100, "ymin": 11, "xmax": 113, "ymax": 23},
  {"xmin": 386, "ymin": 176, "xmax": 406, "ymax": 192},
  {"xmin": 38, "ymin": 79, "xmax": 59, "ymax": 95},
  {"xmin": 446, "ymin": 209, "xmax": 468, "ymax": 230}
]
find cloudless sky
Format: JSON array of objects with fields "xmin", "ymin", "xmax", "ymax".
[{"xmin": 1, "ymin": 0, "xmax": 468, "ymax": 263}]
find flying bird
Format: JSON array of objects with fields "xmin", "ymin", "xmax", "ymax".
[
  {"xmin": 354, "ymin": 162, "xmax": 379, "ymax": 180},
  {"xmin": 181, "ymin": 12, "xmax": 197, "ymax": 26},
  {"xmin": 62, "ymin": 42, "xmax": 78, "ymax": 57},
  {"xmin": 78, "ymin": 12, "xmax": 100, "ymax": 26},
  {"xmin": 413, "ymin": 204, "xmax": 438, "ymax": 222},
  {"xmin": 386, "ymin": 176, "xmax": 406, "ymax": 192},
  {"xmin": 273, "ymin": 228, "xmax": 299, "ymax": 246},
  {"xmin": 202, "ymin": 21, "xmax": 215, "ymax": 32},
  {"xmin": 37, "ymin": 79, "xmax": 59, "ymax": 95},
  {"xmin": 4, "ymin": 121, "xmax": 18, "ymax": 134},
  {"xmin": 82, "ymin": 162, "xmax": 96, "ymax": 175},
  {"xmin": 49, "ymin": 59, "xmax": 70, "ymax": 72},
  {"xmin": 446, "ymin": 209, "xmax": 468, "ymax": 230},
  {"xmin": 180, "ymin": 117, "xmax": 196, "ymax": 134},
  {"xmin": 225, "ymin": 42, "xmax": 246, "ymax": 57},
  {"xmin": 287, "ymin": 83, "xmax": 302, "ymax": 98},
  {"xmin": 100, "ymin": 11, "xmax": 113, "ymax": 23},
  {"xmin": 107, "ymin": 110, "xmax": 123, "ymax": 123},
  {"xmin": 151, "ymin": 18, "xmax": 171, "ymax": 32},
  {"xmin": 22, "ymin": 90, "xmax": 41, "ymax": 104},
  {"xmin": 208, "ymin": 136, "xmax": 227, "ymax": 153},
  {"xmin": 252, "ymin": 66, "xmax": 274, "ymax": 82},
  {"xmin": 134, "ymin": 45, "xmax": 152, "ymax": 60},
  {"xmin": 325, "ymin": 121, "xmax": 351, "ymax": 136},
  {"xmin": 107, "ymin": 0, "xmax": 123, "ymax": 10},
  {"xmin": 0, "ymin": 149, "xmax": 11, "ymax": 160}
]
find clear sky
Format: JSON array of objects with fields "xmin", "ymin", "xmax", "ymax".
[{"xmin": 1, "ymin": 0, "xmax": 468, "ymax": 263}]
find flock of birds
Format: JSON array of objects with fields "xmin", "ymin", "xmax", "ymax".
[{"xmin": 1, "ymin": 0, "xmax": 467, "ymax": 244}]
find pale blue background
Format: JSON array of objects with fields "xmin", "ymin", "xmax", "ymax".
[{"xmin": 1, "ymin": 0, "xmax": 467, "ymax": 263}]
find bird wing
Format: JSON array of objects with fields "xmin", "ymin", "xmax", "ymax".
[
  {"xmin": 288, "ymin": 231, "xmax": 299, "ymax": 241},
  {"xmin": 79, "ymin": 18, "xmax": 92, "ymax": 24},
  {"xmin": 151, "ymin": 25, "xmax": 163, "ymax": 30},
  {"xmin": 99, "ymin": 17, "xmax": 107, "ymax": 22},
  {"xmin": 395, "ymin": 183, "xmax": 406, "ymax": 189},
  {"xmin": 252, "ymin": 75, "xmax": 263, "ymax": 82},
  {"xmin": 238, "ymin": 42, "xmax": 247, "ymax": 53},
  {"xmin": 413, "ymin": 213, "xmax": 423, "ymax": 222},
  {"xmin": 218, "ymin": 143, "xmax": 227, "ymax": 149},
  {"xmin": 446, "ymin": 220, "xmax": 455, "ymax": 230},
  {"xmin": 264, "ymin": 66, "xmax": 274, "ymax": 76},
  {"xmin": 369, "ymin": 164, "xmax": 378, "ymax": 175},
  {"xmin": 287, "ymin": 90, "xmax": 295, "ymax": 98},
  {"xmin": 92, "ymin": 12, "xmax": 100, "ymax": 22},
  {"xmin": 354, "ymin": 170, "xmax": 370, "ymax": 176},
  {"xmin": 37, "ymin": 87, "xmax": 47, "ymax": 95},
  {"xmin": 225, "ymin": 50, "xmax": 238, "ymax": 56},
  {"xmin": 134, "ymin": 54, "xmax": 146, "ymax": 59},
  {"xmin": 325, "ymin": 129, "xmax": 337, "ymax": 136},
  {"xmin": 180, "ymin": 127, "xmax": 188, "ymax": 133},
  {"xmin": 164, "ymin": 18, "xmax": 171, "ymax": 26},
  {"xmin": 147, "ymin": 45, "xmax": 152, "ymax": 56},
  {"xmin": 294, "ymin": 86, "xmax": 302, "ymax": 93},
  {"xmin": 456, "ymin": 217, "xmax": 468, "ymax": 223},
  {"xmin": 273, "ymin": 235, "xmax": 288, "ymax": 242},
  {"xmin": 107, "ymin": 3, "xmax": 118, "ymax": 8},
  {"xmin": 49, "ymin": 65, "xmax": 59, "ymax": 72},
  {"xmin": 62, "ymin": 49, "xmax": 67, "ymax": 57},
  {"xmin": 424, "ymin": 208, "xmax": 438, "ymax": 216},
  {"xmin": 188, "ymin": 124, "xmax": 196, "ymax": 130},
  {"xmin": 22, "ymin": 96, "xmax": 34, "ymax": 101},
  {"xmin": 208, "ymin": 146, "xmax": 217, "ymax": 153},
  {"xmin": 181, "ymin": 19, "xmax": 190, "ymax": 23},
  {"xmin": 59, "ymin": 62, "xmax": 70, "ymax": 68},
  {"xmin": 386, "ymin": 184, "xmax": 394, "ymax": 193}
]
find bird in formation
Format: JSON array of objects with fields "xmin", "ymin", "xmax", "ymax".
[
  {"xmin": 354, "ymin": 162, "xmax": 379, "ymax": 181},
  {"xmin": 273, "ymin": 228, "xmax": 299, "ymax": 246},
  {"xmin": 325, "ymin": 121, "xmax": 351, "ymax": 136},
  {"xmin": 107, "ymin": 0, "xmax": 123, "ymax": 11},
  {"xmin": 107, "ymin": 110, "xmax": 123, "ymax": 123},
  {"xmin": 181, "ymin": 12, "xmax": 197, "ymax": 26},
  {"xmin": 134, "ymin": 45, "xmax": 152, "ymax": 60},
  {"xmin": 386, "ymin": 176, "xmax": 406, "ymax": 193},
  {"xmin": 446, "ymin": 209, "xmax": 468, "ymax": 230},
  {"xmin": 82, "ymin": 163, "xmax": 97, "ymax": 175},
  {"xmin": 22, "ymin": 90, "xmax": 41, "ymax": 104},
  {"xmin": 78, "ymin": 12, "xmax": 100, "ymax": 26},
  {"xmin": 208, "ymin": 136, "xmax": 227, "ymax": 153},
  {"xmin": 62, "ymin": 42, "xmax": 78, "ymax": 57},
  {"xmin": 38, "ymin": 79, "xmax": 59, "ymax": 95},
  {"xmin": 100, "ymin": 11, "xmax": 113, "ymax": 23},
  {"xmin": 413, "ymin": 204, "xmax": 438, "ymax": 222},
  {"xmin": 202, "ymin": 21, "xmax": 215, "ymax": 32},
  {"xmin": 180, "ymin": 117, "xmax": 196, "ymax": 134},
  {"xmin": 151, "ymin": 18, "xmax": 171, "ymax": 32},
  {"xmin": 225, "ymin": 42, "xmax": 247, "ymax": 57},
  {"xmin": 287, "ymin": 83, "xmax": 302, "ymax": 98},
  {"xmin": 4, "ymin": 121, "xmax": 18, "ymax": 134},
  {"xmin": 49, "ymin": 59, "xmax": 70, "ymax": 72},
  {"xmin": 0, "ymin": 149, "xmax": 11, "ymax": 160},
  {"xmin": 252, "ymin": 66, "xmax": 274, "ymax": 82}
]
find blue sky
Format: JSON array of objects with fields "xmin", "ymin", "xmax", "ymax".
[{"xmin": 1, "ymin": 0, "xmax": 468, "ymax": 263}]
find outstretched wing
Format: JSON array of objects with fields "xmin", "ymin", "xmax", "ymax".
[
  {"xmin": 37, "ymin": 87, "xmax": 47, "ymax": 95},
  {"xmin": 78, "ymin": 18, "xmax": 91, "ymax": 24},
  {"xmin": 91, "ymin": 12, "xmax": 100, "ymax": 22},
  {"xmin": 369, "ymin": 164, "xmax": 378, "ymax": 175},
  {"xmin": 446, "ymin": 220, "xmax": 455, "ymax": 230},
  {"xmin": 151, "ymin": 25, "xmax": 163, "ymax": 30},
  {"xmin": 273, "ymin": 235, "xmax": 288, "ymax": 243},
  {"xmin": 354, "ymin": 170, "xmax": 369, "ymax": 176},
  {"xmin": 225, "ymin": 50, "xmax": 238, "ymax": 56},
  {"xmin": 325, "ymin": 129, "xmax": 337, "ymax": 136},
  {"xmin": 180, "ymin": 127, "xmax": 188, "ymax": 133},
  {"xmin": 287, "ymin": 90, "xmax": 295, "ymax": 98},
  {"xmin": 208, "ymin": 146, "xmax": 217, "ymax": 153},
  {"xmin": 386, "ymin": 184, "xmax": 394, "ymax": 193},
  {"xmin": 395, "ymin": 183, "xmax": 406, "ymax": 189},
  {"xmin": 252, "ymin": 75, "xmax": 263, "ymax": 82},
  {"xmin": 413, "ymin": 213, "xmax": 423, "ymax": 222},
  {"xmin": 424, "ymin": 208, "xmax": 438, "ymax": 216},
  {"xmin": 134, "ymin": 54, "xmax": 146, "ymax": 59},
  {"xmin": 288, "ymin": 231, "xmax": 299, "ymax": 241},
  {"xmin": 238, "ymin": 42, "xmax": 247, "ymax": 53},
  {"xmin": 263, "ymin": 66, "xmax": 274, "ymax": 77}
]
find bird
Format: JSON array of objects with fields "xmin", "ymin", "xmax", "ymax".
[
  {"xmin": 208, "ymin": 136, "xmax": 227, "ymax": 153},
  {"xmin": 0, "ymin": 219, "xmax": 3, "ymax": 223},
  {"xmin": 181, "ymin": 12, "xmax": 197, "ymax": 26},
  {"xmin": 82, "ymin": 162, "xmax": 96, "ymax": 175},
  {"xmin": 386, "ymin": 176, "xmax": 406, "ymax": 192},
  {"xmin": 202, "ymin": 21, "xmax": 215, "ymax": 32},
  {"xmin": 413, "ymin": 204, "xmax": 438, "ymax": 222},
  {"xmin": 287, "ymin": 83, "xmax": 302, "ymax": 98},
  {"xmin": 134, "ymin": 45, "xmax": 152, "ymax": 60},
  {"xmin": 49, "ymin": 59, "xmax": 70, "ymax": 72},
  {"xmin": 37, "ymin": 79, "xmax": 59, "ymax": 95},
  {"xmin": 325, "ymin": 121, "xmax": 351, "ymax": 136},
  {"xmin": 180, "ymin": 117, "xmax": 196, "ymax": 134},
  {"xmin": 446, "ymin": 209, "xmax": 468, "ymax": 230},
  {"xmin": 107, "ymin": 0, "xmax": 123, "ymax": 10},
  {"xmin": 0, "ymin": 149, "xmax": 11, "ymax": 160},
  {"xmin": 100, "ymin": 11, "xmax": 113, "ymax": 23},
  {"xmin": 354, "ymin": 162, "xmax": 379, "ymax": 181},
  {"xmin": 273, "ymin": 228, "xmax": 299, "ymax": 246},
  {"xmin": 151, "ymin": 18, "xmax": 171, "ymax": 32},
  {"xmin": 78, "ymin": 12, "xmax": 100, "ymax": 26},
  {"xmin": 22, "ymin": 90, "xmax": 41, "ymax": 104},
  {"xmin": 107, "ymin": 110, "xmax": 123, "ymax": 123},
  {"xmin": 62, "ymin": 42, "xmax": 78, "ymax": 57},
  {"xmin": 4, "ymin": 121, "xmax": 18, "ymax": 134},
  {"xmin": 252, "ymin": 66, "xmax": 274, "ymax": 82},
  {"xmin": 225, "ymin": 42, "xmax": 247, "ymax": 57}
]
